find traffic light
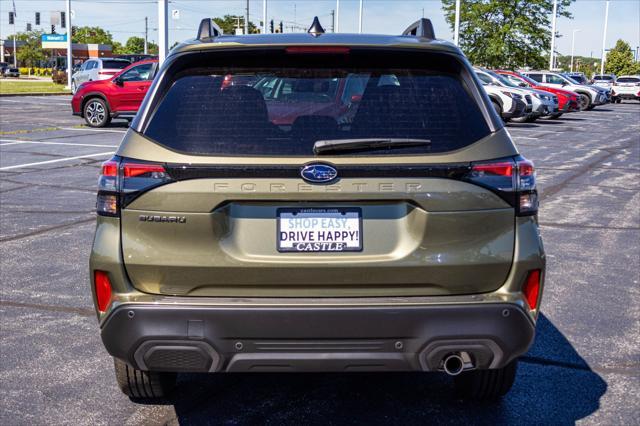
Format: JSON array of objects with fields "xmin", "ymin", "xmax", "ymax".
[
  {"xmin": 61, "ymin": 11, "xmax": 66, "ymax": 28},
  {"xmin": 270, "ymin": 19, "xmax": 274, "ymax": 33},
  {"xmin": 51, "ymin": 25, "xmax": 56, "ymax": 34},
  {"xmin": 279, "ymin": 21, "xmax": 283, "ymax": 33},
  {"xmin": 35, "ymin": 12, "xmax": 40, "ymax": 25},
  {"xmin": 27, "ymin": 23, "xmax": 32, "ymax": 31},
  {"xmin": 72, "ymin": 26, "xmax": 77, "ymax": 37},
  {"xmin": 8, "ymin": 12, "xmax": 14, "ymax": 25}
]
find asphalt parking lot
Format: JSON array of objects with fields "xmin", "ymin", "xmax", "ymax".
[{"xmin": 1, "ymin": 96, "xmax": 639, "ymax": 425}]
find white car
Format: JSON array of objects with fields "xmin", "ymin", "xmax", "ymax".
[
  {"xmin": 71, "ymin": 58, "xmax": 130, "ymax": 94},
  {"xmin": 522, "ymin": 71, "xmax": 608, "ymax": 110},
  {"xmin": 475, "ymin": 68, "xmax": 558, "ymax": 122},
  {"xmin": 592, "ymin": 74, "xmax": 616, "ymax": 90},
  {"xmin": 479, "ymin": 81, "xmax": 527, "ymax": 121},
  {"xmin": 611, "ymin": 75, "xmax": 640, "ymax": 103}
]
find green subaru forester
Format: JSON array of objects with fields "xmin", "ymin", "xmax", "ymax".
[{"xmin": 90, "ymin": 18, "xmax": 545, "ymax": 400}]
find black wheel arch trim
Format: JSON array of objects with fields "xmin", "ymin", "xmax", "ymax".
[{"xmin": 81, "ymin": 92, "xmax": 112, "ymax": 117}]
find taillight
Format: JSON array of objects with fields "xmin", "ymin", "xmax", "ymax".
[
  {"xmin": 96, "ymin": 157, "xmax": 172, "ymax": 217},
  {"xmin": 465, "ymin": 156, "xmax": 538, "ymax": 216},
  {"xmin": 522, "ymin": 269, "xmax": 541, "ymax": 310},
  {"xmin": 94, "ymin": 270, "xmax": 113, "ymax": 312}
]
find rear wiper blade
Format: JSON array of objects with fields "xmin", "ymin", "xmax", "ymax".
[{"xmin": 313, "ymin": 138, "xmax": 431, "ymax": 155}]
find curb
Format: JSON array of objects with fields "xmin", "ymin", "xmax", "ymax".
[{"xmin": 0, "ymin": 92, "xmax": 71, "ymax": 97}]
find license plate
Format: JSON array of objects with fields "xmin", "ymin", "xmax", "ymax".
[{"xmin": 277, "ymin": 208, "xmax": 362, "ymax": 252}]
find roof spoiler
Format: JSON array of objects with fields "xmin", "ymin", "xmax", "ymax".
[
  {"xmin": 197, "ymin": 18, "xmax": 223, "ymax": 40},
  {"xmin": 402, "ymin": 18, "xmax": 435, "ymax": 39}
]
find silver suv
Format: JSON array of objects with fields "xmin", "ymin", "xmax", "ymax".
[{"xmin": 71, "ymin": 58, "xmax": 130, "ymax": 94}]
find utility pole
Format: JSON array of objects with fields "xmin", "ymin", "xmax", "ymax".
[
  {"xmin": 358, "ymin": 0, "xmax": 363, "ymax": 33},
  {"xmin": 600, "ymin": 0, "xmax": 609, "ymax": 75},
  {"xmin": 330, "ymin": 10, "xmax": 335, "ymax": 32},
  {"xmin": 65, "ymin": 0, "xmax": 72, "ymax": 89},
  {"xmin": 144, "ymin": 17, "xmax": 148, "ymax": 54},
  {"xmin": 549, "ymin": 0, "xmax": 557, "ymax": 70},
  {"xmin": 263, "ymin": 0, "xmax": 267, "ymax": 34},
  {"xmin": 245, "ymin": 0, "xmax": 249, "ymax": 35},
  {"xmin": 454, "ymin": 0, "xmax": 461, "ymax": 46},
  {"xmin": 11, "ymin": 1, "xmax": 17, "ymax": 67},
  {"xmin": 335, "ymin": 0, "xmax": 340, "ymax": 32},
  {"xmin": 570, "ymin": 29, "xmax": 580, "ymax": 72}
]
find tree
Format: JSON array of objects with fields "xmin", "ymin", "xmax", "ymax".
[
  {"xmin": 15, "ymin": 30, "xmax": 46, "ymax": 67},
  {"xmin": 121, "ymin": 36, "xmax": 158, "ymax": 54},
  {"xmin": 72, "ymin": 26, "xmax": 114, "ymax": 45},
  {"xmin": 441, "ymin": 0, "xmax": 574, "ymax": 69},
  {"xmin": 605, "ymin": 39, "xmax": 640, "ymax": 76},
  {"xmin": 213, "ymin": 15, "xmax": 259, "ymax": 35}
]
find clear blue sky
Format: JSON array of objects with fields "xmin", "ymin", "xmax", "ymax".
[{"xmin": 1, "ymin": 0, "xmax": 639, "ymax": 59}]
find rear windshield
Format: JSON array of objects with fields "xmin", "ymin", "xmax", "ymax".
[
  {"xmin": 143, "ymin": 53, "xmax": 491, "ymax": 157},
  {"xmin": 102, "ymin": 60, "xmax": 129, "ymax": 69},
  {"xmin": 593, "ymin": 75, "xmax": 613, "ymax": 80},
  {"xmin": 616, "ymin": 77, "xmax": 639, "ymax": 83}
]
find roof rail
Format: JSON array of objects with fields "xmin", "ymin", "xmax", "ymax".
[
  {"xmin": 402, "ymin": 18, "xmax": 435, "ymax": 39},
  {"xmin": 197, "ymin": 18, "xmax": 223, "ymax": 40}
]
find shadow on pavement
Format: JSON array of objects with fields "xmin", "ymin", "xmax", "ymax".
[{"xmin": 139, "ymin": 314, "xmax": 606, "ymax": 424}]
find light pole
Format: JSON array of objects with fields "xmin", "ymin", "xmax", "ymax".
[
  {"xmin": 454, "ymin": 0, "xmax": 461, "ymax": 46},
  {"xmin": 65, "ymin": 0, "xmax": 72, "ymax": 90},
  {"xmin": 263, "ymin": 0, "xmax": 267, "ymax": 34},
  {"xmin": 549, "ymin": 0, "xmax": 557, "ymax": 70},
  {"xmin": 144, "ymin": 17, "xmax": 148, "ymax": 54},
  {"xmin": 570, "ymin": 29, "xmax": 581, "ymax": 72},
  {"xmin": 358, "ymin": 0, "xmax": 363, "ymax": 34},
  {"xmin": 600, "ymin": 0, "xmax": 609, "ymax": 75},
  {"xmin": 158, "ymin": 0, "xmax": 168, "ymax": 65}
]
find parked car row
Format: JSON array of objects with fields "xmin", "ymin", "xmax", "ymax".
[
  {"xmin": 473, "ymin": 68, "xmax": 636, "ymax": 123},
  {"xmin": 567, "ymin": 72, "xmax": 640, "ymax": 103}
]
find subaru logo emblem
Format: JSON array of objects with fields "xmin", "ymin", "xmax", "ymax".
[{"xmin": 300, "ymin": 163, "xmax": 338, "ymax": 184}]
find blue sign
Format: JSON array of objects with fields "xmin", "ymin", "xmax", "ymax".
[{"xmin": 42, "ymin": 34, "xmax": 67, "ymax": 42}]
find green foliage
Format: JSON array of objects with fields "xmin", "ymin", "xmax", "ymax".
[
  {"xmin": 124, "ymin": 36, "xmax": 158, "ymax": 54},
  {"xmin": 441, "ymin": 0, "xmax": 574, "ymax": 69},
  {"xmin": 72, "ymin": 26, "xmax": 114, "ymax": 45},
  {"xmin": 605, "ymin": 39, "xmax": 640, "ymax": 76},
  {"xmin": 556, "ymin": 54, "xmax": 601, "ymax": 75},
  {"xmin": 213, "ymin": 15, "xmax": 259, "ymax": 35},
  {"xmin": 17, "ymin": 67, "xmax": 53, "ymax": 76},
  {"xmin": 14, "ymin": 30, "xmax": 46, "ymax": 67}
]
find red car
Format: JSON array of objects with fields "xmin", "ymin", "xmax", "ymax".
[
  {"xmin": 494, "ymin": 70, "xmax": 581, "ymax": 118},
  {"xmin": 72, "ymin": 59, "xmax": 158, "ymax": 127}
]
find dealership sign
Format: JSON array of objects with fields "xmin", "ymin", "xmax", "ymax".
[{"xmin": 42, "ymin": 34, "xmax": 67, "ymax": 49}]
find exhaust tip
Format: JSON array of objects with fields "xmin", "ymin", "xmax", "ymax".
[{"xmin": 443, "ymin": 354, "xmax": 465, "ymax": 376}]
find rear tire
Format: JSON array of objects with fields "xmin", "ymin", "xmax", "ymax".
[
  {"xmin": 491, "ymin": 99, "xmax": 503, "ymax": 119},
  {"xmin": 83, "ymin": 98, "xmax": 111, "ymax": 128},
  {"xmin": 113, "ymin": 358, "xmax": 176, "ymax": 399},
  {"xmin": 540, "ymin": 112, "xmax": 563, "ymax": 120},
  {"xmin": 453, "ymin": 359, "xmax": 518, "ymax": 400},
  {"xmin": 577, "ymin": 93, "xmax": 591, "ymax": 111}
]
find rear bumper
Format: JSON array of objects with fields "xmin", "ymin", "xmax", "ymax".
[{"xmin": 101, "ymin": 302, "xmax": 535, "ymax": 373}]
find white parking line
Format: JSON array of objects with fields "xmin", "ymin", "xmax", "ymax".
[
  {"xmin": 0, "ymin": 151, "xmax": 115, "ymax": 170},
  {"xmin": 0, "ymin": 139, "xmax": 118, "ymax": 148},
  {"xmin": 0, "ymin": 98, "xmax": 71, "ymax": 107},
  {"xmin": 59, "ymin": 127, "xmax": 127, "ymax": 134},
  {"xmin": 0, "ymin": 99, "xmax": 70, "ymax": 106}
]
